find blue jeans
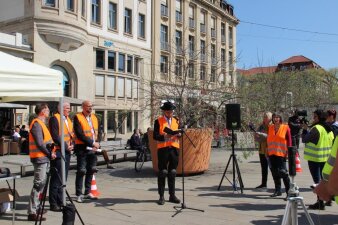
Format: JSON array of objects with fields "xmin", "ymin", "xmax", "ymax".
[
  {"xmin": 308, "ymin": 161, "xmax": 325, "ymax": 184},
  {"xmin": 75, "ymin": 151, "xmax": 97, "ymax": 196}
]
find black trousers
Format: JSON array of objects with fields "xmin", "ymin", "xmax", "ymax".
[
  {"xmin": 49, "ymin": 154, "xmax": 71, "ymax": 206},
  {"xmin": 157, "ymin": 147, "xmax": 179, "ymax": 197},
  {"xmin": 258, "ymin": 153, "xmax": 269, "ymax": 187},
  {"xmin": 269, "ymin": 155, "xmax": 290, "ymax": 193},
  {"xmin": 75, "ymin": 151, "xmax": 97, "ymax": 196}
]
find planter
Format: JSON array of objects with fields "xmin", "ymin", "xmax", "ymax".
[{"xmin": 149, "ymin": 128, "xmax": 213, "ymax": 175}]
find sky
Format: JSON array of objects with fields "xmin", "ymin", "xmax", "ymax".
[{"xmin": 231, "ymin": 0, "xmax": 338, "ymax": 70}]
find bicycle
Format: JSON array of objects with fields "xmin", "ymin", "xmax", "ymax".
[{"xmin": 134, "ymin": 146, "xmax": 151, "ymax": 172}]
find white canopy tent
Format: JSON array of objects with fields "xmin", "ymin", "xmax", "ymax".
[{"xmin": 0, "ymin": 51, "xmax": 68, "ymax": 205}]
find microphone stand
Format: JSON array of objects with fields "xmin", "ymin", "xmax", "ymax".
[{"xmin": 172, "ymin": 128, "xmax": 204, "ymax": 217}]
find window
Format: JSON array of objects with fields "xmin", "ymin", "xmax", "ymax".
[
  {"xmin": 221, "ymin": 22, "xmax": 226, "ymax": 41},
  {"xmin": 161, "ymin": 0, "xmax": 167, "ymax": 6},
  {"xmin": 124, "ymin": 8, "xmax": 132, "ymax": 34},
  {"xmin": 200, "ymin": 66, "xmax": 205, "ymax": 80},
  {"xmin": 118, "ymin": 77, "xmax": 125, "ymax": 97},
  {"xmin": 211, "ymin": 17, "xmax": 216, "ymax": 29},
  {"xmin": 134, "ymin": 58, "xmax": 139, "ymax": 75},
  {"xmin": 176, "ymin": 30, "xmax": 182, "ymax": 53},
  {"xmin": 91, "ymin": 0, "xmax": 101, "ymax": 24},
  {"xmin": 96, "ymin": 49, "xmax": 104, "ymax": 69},
  {"xmin": 229, "ymin": 51, "xmax": 233, "ymax": 69},
  {"xmin": 175, "ymin": 0, "xmax": 182, "ymax": 22},
  {"xmin": 127, "ymin": 55, "xmax": 133, "ymax": 74},
  {"xmin": 138, "ymin": 14, "xmax": 145, "ymax": 38},
  {"xmin": 160, "ymin": 55, "xmax": 168, "ymax": 73},
  {"xmin": 126, "ymin": 79, "xmax": 132, "ymax": 98},
  {"xmin": 52, "ymin": 65, "xmax": 70, "ymax": 97},
  {"xmin": 107, "ymin": 111, "xmax": 116, "ymax": 131},
  {"xmin": 210, "ymin": 67, "xmax": 216, "ymax": 82},
  {"xmin": 189, "ymin": 35, "xmax": 194, "ymax": 56},
  {"xmin": 127, "ymin": 112, "xmax": 132, "ymax": 132},
  {"xmin": 108, "ymin": 2, "xmax": 117, "ymax": 30},
  {"xmin": 175, "ymin": 59, "xmax": 182, "ymax": 76},
  {"xmin": 81, "ymin": 0, "xmax": 86, "ymax": 17},
  {"xmin": 118, "ymin": 53, "xmax": 125, "ymax": 72},
  {"xmin": 229, "ymin": 26, "xmax": 233, "ymax": 45},
  {"xmin": 189, "ymin": 5, "xmax": 194, "ymax": 19},
  {"xmin": 108, "ymin": 51, "xmax": 116, "ymax": 70},
  {"xmin": 133, "ymin": 80, "xmax": 138, "ymax": 98},
  {"xmin": 66, "ymin": 0, "xmax": 74, "ymax": 12},
  {"xmin": 211, "ymin": 44, "xmax": 216, "ymax": 60},
  {"xmin": 44, "ymin": 0, "xmax": 55, "ymax": 7},
  {"xmin": 95, "ymin": 75, "xmax": 104, "ymax": 96},
  {"xmin": 188, "ymin": 63, "xmax": 194, "ymax": 78},
  {"xmin": 200, "ymin": 11, "xmax": 205, "ymax": 24},
  {"xmin": 200, "ymin": 40, "xmax": 205, "ymax": 55},
  {"xmin": 176, "ymin": 0, "xmax": 181, "ymax": 12},
  {"xmin": 118, "ymin": 111, "xmax": 125, "ymax": 134},
  {"xmin": 107, "ymin": 76, "xmax": 115, "ymax": 97},
  {"xmin": 160, "ymin": 25, "xmax": 168, "ymax": 50},
  {"xmin": 221, "ymin": 48, "xmax": 226, "ymax": 67},
  {"xmin": 134, "ymin": 112, "xmax": 138, "ymax": 129}
]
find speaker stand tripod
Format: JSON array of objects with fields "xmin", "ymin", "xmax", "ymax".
[
  {"xmin": 218, "ymin": 129, "xmax": 244, "ymax": 193},
  {"xmin": 281, "ymin": 177, "xmax": 314, "ymax": 225},
  {"xmin": 172, "ymin": 129, "xmax": 204, "ymax": 217}
]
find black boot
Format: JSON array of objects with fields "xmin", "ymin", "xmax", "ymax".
[
  {"xmin": 157, "ymin": 195, "xmax": 165, "ymax": 205},
  {"xmin": 169, "ymin": 195, "xmax": 180, "ymax": 204},
  {"xmin": 308, "ymin": 200, "xmax": 325, "ymax": 210},
  {"xmin": 270, "ymin": 190, "xmax": 282, "ymax": 197}
]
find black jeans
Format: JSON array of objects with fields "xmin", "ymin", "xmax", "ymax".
[
  {"xmin": 259, "ymin": 153, "xmax": 268, "ymax": 187},
  {"xmin": 75, "ymin": 151, "xmax": 97, "ymax": 196},
  {"xmin": 49, "ymin": 154, "xmax": 71, "ymax": 206},
  {"xmin": 157, "ymin": 147, "xmax": 179, "ymax": 196},
  {"xmin": 269, "ymin": 155, "xmax": 290, "ymax": 193},
  {"xmin": 308, "ymin": 161, "xmax": 325, "ymax": 184}
]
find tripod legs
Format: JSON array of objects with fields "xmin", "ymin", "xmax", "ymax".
[
  {"xmin": 172, "ymin": 203, "xmax": 205, "ymax": 217},
  {"xmin": 281, "ymin": 196, "xmax": 315, "ymax": 225},
  {"xmin": 218, "ymin": 153, "xmax": 244, "ymax": 193}
]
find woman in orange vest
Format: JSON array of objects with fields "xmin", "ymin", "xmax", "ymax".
[
  {"xmin": 153, "ymin": 100, "xmax": 181, "ymax": 205},
  {"xmin": 267, "ymin": 113, "xmax": 291, "ymax": 198}
]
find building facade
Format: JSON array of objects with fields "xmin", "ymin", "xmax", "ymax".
[
  {"xmin": 151, "ymin": 0, "xmax": 239, "ymax": 120},
  {"xmin": 0, "ymin": 0, "xmax": 152, "ymax": 139}
]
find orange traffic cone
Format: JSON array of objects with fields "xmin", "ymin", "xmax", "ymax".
[
  {"xmin": 90, "ymin": 175, "xmax": 100, "ymax": 197},
  {"xmin": 295, "ymin": 152, "xmax": 302, "ymax": 173}
]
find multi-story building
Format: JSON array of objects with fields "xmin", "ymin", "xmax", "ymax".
[
  {"xmin": 0, "ymin": 0, "xmax": 152, "ymax": 139},
  {"xmin": 151, "ymin": 0, "xmax": 239, "ymax": 121}
]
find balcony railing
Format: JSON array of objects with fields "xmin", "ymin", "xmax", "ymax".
[
  {"xmin": 161, "ymin": 41, "xmax": 169, "ymax": 51},
  {"xmin": 211, "ymin": 28, "xmax": 216, "ymax": 39},
  {"xmin": 200, "ymin": 24, "xmax": 206, "ymax": 33},
  {"xmin": 161, "ymin": 5, "xmax": 168, "ymax": 17},
  {"xmin": 189, "ymin": 18, "xmax": 195, "ymax": 29},
  {"xmin": 221, "ymin": 35, "xmax": 226, "ymax": 43},
  {"xmin": 176, "ymin": 11, "xmax": 182, "ymax": 23}
]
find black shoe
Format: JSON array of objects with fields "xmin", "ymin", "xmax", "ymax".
[
  {"xmin": 308, "ymin": 201, "xmax": 325, "ymax": 210},
  {"xmin": 255, "ymin": 184, "xmax": 266, "ymax": 189},
  {"xmin": 36, "ymin": 208, "xmax": 47, "ymax": 215},
  {"xmin": 28, "ymin": 214, "xmax": 46, "ymax": 221},
  {"xmin": 169, "ymin": 195, "xmax": 181, "ymax": 204},
  {"xmin": 50, "ymin": 205, "xmax": 62, "ymax": 212},
  {"xmin": 157, "ymin": 196, "xmax": 165, "ymax": 205},
  {"xmin": 270, "ymin": 191, "xmax": 282, "ymax": 197},
  {"xmin": 325, "ymin": 200, "xmax": 332, "ymax": 206}
]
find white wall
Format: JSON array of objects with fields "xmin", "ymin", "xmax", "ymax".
[{"xmin": 0, "ymin": 0, "xmax": 25, "ymax": 22}]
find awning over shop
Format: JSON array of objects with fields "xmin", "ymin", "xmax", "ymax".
[{"xmin": 0, "ymin": 103, "xmax": 27, "ymax": 109}]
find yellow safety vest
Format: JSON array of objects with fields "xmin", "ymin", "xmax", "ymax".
[{"xmin": 304, "ymin": 125, "xmax": 333, "ymax": 162}]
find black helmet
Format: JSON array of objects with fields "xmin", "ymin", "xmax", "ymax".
[{"xmin": 160, "ymin": 100, "xmax": 176, "ymax": 110}]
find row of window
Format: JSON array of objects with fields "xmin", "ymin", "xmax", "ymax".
[
  {"xmin": 95, "ymin": 75, "xmax": 138, "ymax": 99},
  {"xmin": 44, "ymin": 0, "xmax": 146, "ymax": 39},
  {"xmin": 96, "ymin": 49, "xmax": 140, "ymax": 75},
  {"xmin": 96, "ymin": 110, "xmax": 139, "ymax": 134}
]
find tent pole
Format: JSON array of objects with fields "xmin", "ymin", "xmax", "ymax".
[{"xmin": 60, "ymin": 97, "xmax": 66, "ymax": 205}]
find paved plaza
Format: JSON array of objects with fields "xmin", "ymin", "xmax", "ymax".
[{"xmin": 0, "ymin": 147, "xmax": 337, "ymax": 225}]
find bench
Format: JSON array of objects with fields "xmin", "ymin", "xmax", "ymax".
[{"xmin": 3, "ymin": 159, "xmax": 32, "ymax": 176}]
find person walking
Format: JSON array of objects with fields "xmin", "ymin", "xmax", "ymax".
[
  {"xmin": 254, "ymin": 112, "xmax": 272, "ymax": 191},
  {"xmin": 27, "ymin": 103, "xmax": 56, "ymax": 221},
  {"xmin": 266, "ymin": 113, "xmax": 291, "ymax": 199},
  {"xmin": 302, "ymin": 109, "xmax": 334, "ymax": 210},
  {"xmin": 153, "ymin": 100, "xmax": 181, "ymax": 205},
  {"xmin": 74, "ymin": 100, "xmax": 99, "ymax": 203},
  {"xmin": 48, "ymin": 102, "xmax": 74, "ymax": 211}
]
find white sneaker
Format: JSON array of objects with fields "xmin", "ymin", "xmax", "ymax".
[
  {"xmin": 76, "ymin": 195, "xmax": 84, "ymax": 203},
  {"xmin": 84, "ymin": 193, "xmax": 98, "ymax": 200}
]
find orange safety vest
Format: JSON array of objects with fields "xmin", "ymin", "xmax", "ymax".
[
  {"xmin": 75, "ymin": 113, "xmax": 98, "ymax": 144},
  {"xmin": 29, "ymin": 118, "xmax": 54, "ymax": 159},
  {"xmin": 52, "ymin": 113, "xmax": 74, "ymax": 149},
  {"xmin": 157, "ymin": 116, "xmax": 180, "ymax": 149},
  {"xmin": 267, "ymin": 124, "xmax": 288, "ymax": 157}
]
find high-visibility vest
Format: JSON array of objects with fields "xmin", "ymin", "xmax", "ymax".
[
  {"xmin": 322, "ymin": 137, "xmax": 338, "ymax": 204},
  {"xmin": 267, "ymin": 124, "xmax": 288, "ymax": 157},
  {"xmin": 52, "ymin": 113, "xmax": 74, "ymax": 149},
  {"xmin": 304, "ymin": 125, "xmax": 333, "ymax": 162},
  {"xmin": 29, "ymin": 118, "xmax": 54, "ymax": 159},
  {"xmin": 157, "ymin": 116, "xmax": 180, "ymax": 149},
  {"xmin": 74, "ymin": 113, "xmax": 98, "ymax": 144}
]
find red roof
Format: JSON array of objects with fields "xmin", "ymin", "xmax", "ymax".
[
  {"xmin": 278, "ymin": 55, "xmax": 313, "ymax": 65},
  {"xmin": 237, "ymin": 66, "xmax": 277, "ymax": 76}
]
